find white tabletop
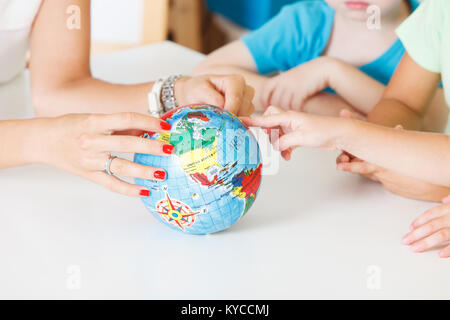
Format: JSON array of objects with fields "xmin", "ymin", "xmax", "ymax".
[{"xmin": 0, "ymin": 41, "xmax": 448, "ymax": 300}]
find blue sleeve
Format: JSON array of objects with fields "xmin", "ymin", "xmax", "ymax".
[{"xmin": 241, "ymin": 1, "xmax": 334, "ymax": 75}]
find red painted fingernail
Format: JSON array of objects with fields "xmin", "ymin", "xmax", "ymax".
[
  {"xmin": 160, "ymin": 121, "xmax": 171, "ymax": 131},
  {"xmin": 163, "ymin": 144, "xmax": 174, "ymax": 154},
  {"xmin": 139, "ymin": 190, "xmax": 150, "ymax": 197},
  {"xmin": 154, "ymin": 170, "xmax": 166, "ymax": 180}
]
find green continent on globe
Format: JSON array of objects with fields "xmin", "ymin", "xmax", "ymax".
[{"xmin": 170, "ymin": 112, "xmax": 219, "ymax": 156}]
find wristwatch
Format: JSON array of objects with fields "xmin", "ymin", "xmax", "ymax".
[
  {"xmin": 161, "ymin": 75, "xmax": 182, "ymax": 112},
  {"xmin": 148, "ymin": 75, "xmax": 182, "ymax": 117}
]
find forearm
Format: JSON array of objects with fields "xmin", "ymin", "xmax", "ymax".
[
  {"xmin": 328, "ymin": 59, "xmax": 385, "ymax": 114},
  {"xmin": 193, "ymin": 64, "xmax": 267, "ymax": 111},
  {"xmin": 32, "ymin": 77, "xmax": 152, "ymax": 117},
  {"xmin": 365, "ymin": 53, "xmax": 442, "ymax": 132},
  {"xmin": 0, "ymin": 119, "xmax": 46, "ymax": 169},
  {"xmin": 340, "ymin": 120, "xmax": 450, "ymax": 187},
  {"xmin": 366, "ymin": 98, "xmax": 422, "ymax": 130}
]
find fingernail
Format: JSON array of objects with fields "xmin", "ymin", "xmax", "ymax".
[
  {"xmin": 139, "ymin": 189, "xmax": 150, "ymax": 197},
  {"xmin": 163, "ymin": 144, "xmax": 174, "ymax": 155},
  {"xmin": 412, "ymin": 244, "xmax": 424, "ymax": 253},
  {"xmin": 160, "ymin": 121, "xmax": 171, "ymax": 131},
  {"xmin": 154, "ymin": 170, "xmax": 166, "ymax": 180}
]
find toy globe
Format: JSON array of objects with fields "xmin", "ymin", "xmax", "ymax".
[{"xmin": 134, "ymin": 104, "xmax": 262, "ymax": 235}]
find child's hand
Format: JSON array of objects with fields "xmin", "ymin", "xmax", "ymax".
[
  {"xmin": 261, "ymin": 57, "xmax": 337, "ymax": 110},
  {"xmin": 403, "ymin": 198, "xmax": 450, "ymax": 258},
  {"xmin": 338, "ymin": 156, "xmax": 450, "ymax": 202},
  {"xmin": 242, "ymin": 106, "xmax": 345, "ymax": 160}
]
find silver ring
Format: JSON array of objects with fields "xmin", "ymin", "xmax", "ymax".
[{"xmin": 105, "ymin": 154, "xmax": 118, "ymax": 176}]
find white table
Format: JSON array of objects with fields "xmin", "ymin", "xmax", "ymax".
[{"xmin": 0, "ymin": 41, "xmax": 448, "ymax": 300}]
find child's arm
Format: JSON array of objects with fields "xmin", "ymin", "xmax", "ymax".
[
  {"xmin": 244, "ymin": 107, "xmax": 450, "ymax": 188},
  {"xmin": 193, "ymin": 42, "xmax": 357, "ymax": 117},
  {"xmin": 263, "ymin": 56, "xmax": 448, "ymax": 132},
  {"xmin": 367, "ymin": 53, "xmax": 442, "ymax": 130},
  {"xmin": 338, "ymin": 121, "xmax": 450, "ymax": 188},
  {"xmin": 261, "ymin": 57, "xmax": 385, "ymax": 115}
]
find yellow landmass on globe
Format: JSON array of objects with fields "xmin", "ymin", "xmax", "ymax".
[
  {"xmin": 157, "ymin": 132, "xmax": 171, "ymax": 144},
  {"xmin": 232, "ymin": 186, "xmax": 246, "ymax": 199},
  {"xmin": 179, "ymin": 140, "xmax": 220, "ymax": 175}
]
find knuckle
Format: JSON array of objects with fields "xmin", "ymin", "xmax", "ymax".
[
  {"xmin": 436, "ymin": 229, "xmax": 449, "ymax": 242},
  {"xmin": 424, "ymin": 222, "xmax": 436, "ymax": 234},
  {"xmin": 443, "ymin": 228, "xmax": 450, "ymax": 240},
  {"xmin": 78, "ymin": 133, "xmax": 93, "ymax": 151},
  {"xmin": 232, "ymin": 95, "xmax": 243, "ymax": 106}
]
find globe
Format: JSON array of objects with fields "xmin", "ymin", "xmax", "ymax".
[{"xmin": 134, "ymin": 104, "xmax": 262, "ymax": 235}]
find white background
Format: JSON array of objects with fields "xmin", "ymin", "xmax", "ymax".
[{"xmin": 91, "ymin": 0, "xmax": 143, "ymax": 44}]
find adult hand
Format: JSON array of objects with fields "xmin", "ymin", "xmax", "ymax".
[
  {"xmin": 40, "ymin": 112, "xmax": 174, "ymax": 197},
  {"xmin": 175, "ymin": 74, "xmax": 255, "ymax": 116}
]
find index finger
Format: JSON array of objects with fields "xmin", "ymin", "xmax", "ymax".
[
  {"xmin": 93, "ymin": 113, "xmax": 171, "ymax": 134},
  {"xmin": 241, "ymin": 113, "xmax": 291, "ymax": 129}
]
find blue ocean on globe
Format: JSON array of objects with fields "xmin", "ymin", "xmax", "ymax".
[{"xmin": 134, "ymin": 104, "xmax": 262, "ymax": 235}]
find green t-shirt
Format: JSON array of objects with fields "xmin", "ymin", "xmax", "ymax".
[{"xmin": 397, "ymin": 0, "xmax": 450, "ymax": 107}]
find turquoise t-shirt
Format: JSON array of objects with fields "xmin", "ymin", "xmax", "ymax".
[{"xmin": 242, "ymin": 0, "xmax": 420, "ymax": 86}]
